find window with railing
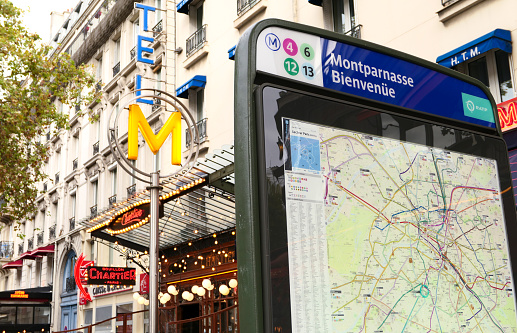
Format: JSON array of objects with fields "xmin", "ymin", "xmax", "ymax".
[
  {"xmin": 130, "ymin": 46, "xmax": 136, "ymax": 60},
  {"xmin": 55, "ymin": 172, "xmax": 60, "ymax": 184},
  {"xmin": 127, "ymin": 184, "xmax": 136, "ymax": 198},
  {"xmin": 186, "ymin": 24, "xmax": 207, "ymax": 57},
  {"xmin": 49, "ymin": 224, "xmax": 56, "ymax": 241},
  {"xmin": 37, "ymin": 232, "xmax": 44, "ymax": 246},
  {"xmin": 152, "ymin": 92, "xmax": 162, "ymax": 112},
  {"xmin": 344, "ymin": 24, "xmax": 362, "ymax": 39},
  {"xmin": 43, "ymin": 183, "xmax": 48, "ymax": 192},
  {"xmin": 237, "ymin": 0, "xmax": 259, "ymax": 15},
  {"xmin": 18, "ymin": 243, "xmax": 24, "ymax": 256},
  {"xmin": 0, "ymin": 241, "xmax": 14, "ymax": 259},
  {"xmin": 90, "ymin": 205, "xmax": 98, "ymax": 218},
  {"xmin": 95, "ymin": 80, "xmax": 102, "ymax": 93},
  {"xmin": 27, "ymin": 237, "xmax": 34, "ymax": 251},
  {"xmin": 69, "ymin": 217, "xmax": 76, "ymax": 231},
  {"xmin": 441, "ymin": 0, "xmax": 462, "ymax": 5},
  {"xmin": 152, "ymin": 20, "xmax": 163, "ymax": 38},
  {"xmin": 113, "ymin": 62, "xmax": 121, "ymax": 77},
  {"xmin": 73, "ymin": 158, "xmax": 78, "ymax": 170},
  {"xmin": 93, "ymin": 141, "xmax": 100, "ymax": 155},
  {"xmin": 75, "ymin": 104, "xmax": 80, "ymax": 113},
  {"xmin": 109, "ymin": 194, "xmax": 117, "ymax": 207},
  {"xmin": 185, "ymin": 118, "xmax": 208, "ymax": 148}
]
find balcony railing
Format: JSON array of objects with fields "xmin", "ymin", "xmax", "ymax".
[
  {"xmin": 153, "ymin": 20, "xmax": 163, "ymax": 38},
  {"xmin": 95, "ymin": 80, "xmax": 102, "ymax": 92},
  {"xmin": 65, "ymin": 276, "xmax": 76, "ymax": 293},
  {"xmin": 93, "ymin": 141, "xmax": 100, "ymax": 155},
  {"xmin": 185, "ymin": 118, "xmax": 208, "ymax": 148},
  {"xmin": 73, "ymin": 158, "xmax": 78, "ymax": 170},
  {"xmin": 441, "ymin": 0, "xmax": 461, "ymax": 5},
  {"xmin": 37, "ymin": 232, "xmax": 44, "ymax": 246},
  {"xmin": 113, "ymin": 61, "xmax": 120, "ymax": 77},
  {"xmin": 70, "ymin": 217, "xmax": 76, "ymax": 231},
  {"xmin": 152, "ymin": 92, "xmax": 162, "ymax": 112},
  {"xmin": 0, "ymin": 241, "xmax": 14, "ymax": 259},
  {"xmin": 55, "ymin": 172, "xmax": 60, "ymax": 184},
  {"xmin": 344, "ymin": 24, "xmax": 362, "ymax": 39},
  {"xmin": 186, "ymin": 24, "xmax": 207, "ymax": 57},
  {"xmin": 237, "ymin": 0, "xmax": 259, "ymax": 15},
  {"xmin": 27, "ymin": 237, "xmax": 34, "ymax": 251},
  {"xmin": 18, "ymin": 243, "xmax": 23, "ymax": 256},
  {"xmin": 127, "ymin": 184, "xmax": 136, "ymax": 198},
  {"xmin": 90, "ymin": 205, "xmax": 98, "ymax": 219},
  {"xmin": 49, "ymin": 224, "xmax": 56, "ymax": 241},
  {"xmin": 130, "ymin": 46, "xmax": 136, "ymax": 60},
  {"xmin": 109, "ymin": 195, "xmax": 117, "ymax": 207}
]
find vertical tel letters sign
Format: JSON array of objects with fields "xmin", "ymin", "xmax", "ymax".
[{"xmin": 235, "ymin": 20, "xmax": 517, "ymax": 333}]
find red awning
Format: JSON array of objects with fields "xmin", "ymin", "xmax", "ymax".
[
  {"xmin": 19, "ymin": 251, "xmax": 42, "ymax": 260},
  {"xmin": 31, "ymin": 244, "xmax": 55, "ymax": 256},
  {"xmin": 2, "ymin": 259, "xmax": 23, "ymax": 269}
]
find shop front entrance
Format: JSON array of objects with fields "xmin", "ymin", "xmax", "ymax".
[{"xmin": 179, "ymin": 303, "xmax": 200, "ymax": 333}]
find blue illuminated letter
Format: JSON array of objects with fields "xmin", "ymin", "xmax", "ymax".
[
  {"xmin": 135, "ymin": 3, "xmax": 156, "ymax": 31},
  {"xmin": 137, "ymin": 35, "xmax": 155, "ymax": 65},
  {"xmin": 136, "ymin": 75, "xmax": 153, "ymax": 105}
]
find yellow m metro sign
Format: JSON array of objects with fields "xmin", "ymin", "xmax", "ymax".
[{"xmin": 127, "ymin": 104, "xmax": 181, "ymax": 165}]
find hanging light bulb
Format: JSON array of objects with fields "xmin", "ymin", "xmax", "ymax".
[
  {"xmin": 158, "ymin": 292, "xmax": 163, "ymax": 299},
  {"xmin": 197, "ymin": 287, "xmax": 206, "ymax": 296},
  {"xmin": 191, "ymin": 285, "xmax": 199, "ymax": 294},
  {"xmin": 219, "ymin": 285, "xmax": 230, "ymax": 296},
  {"xmin": 144, "ymin": 299, "xmax": 150, "ymax": 306},
  {"xmin": 133, "ymin": 292, "xmax": 140, "ymax": 300},
  {"xmin": 138, "ymin": 296, "xmax": 146, "ymax": 305},
  {"xmin": 187, "ymin": 292, "xmax": 195, "ymax": 301},
  {"xmin": 171, "ymin": 288, "xmax": 179, "ymax": 296},
  {"xmin": 202, "ymin": 279, "xmax": 211, "ymax": 289},
  {"xmin": 182, "ymin": 291, "xmax": 190, "ymax": 300},
  {"xmin": 167, "ymin": 285, "xmax": 177, "ymax": 294},
  {"xmin": 207, "ymin": 284, "xmax": 214, "ymax": 291},
  {"xmin": 159, "ymin": 296, "xmax": 168, "ymax": 304},
  {"xmin": 229, "ymin": 279, "xmax": 238, "ymax": 288}
]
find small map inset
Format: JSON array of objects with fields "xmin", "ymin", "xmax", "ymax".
[{"xmin": 290, "ymin": 135, "xmax": 320, "ymax": 172}]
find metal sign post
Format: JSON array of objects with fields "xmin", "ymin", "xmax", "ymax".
[{"xmin": 107, "ymin": 89, "xmax": 199, "ymax": 333}]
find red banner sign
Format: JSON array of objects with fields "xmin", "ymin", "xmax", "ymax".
[
  {"xmin": 140, "ymin": 273, "xmax": 149, "ymax": 294},
  {"xmin": 497, "ymin": 97, "xmax": 517, "ymax": 132},
  {"xmin": 87, "ymin": 266, "xmax": 136, "ymax": 286}
]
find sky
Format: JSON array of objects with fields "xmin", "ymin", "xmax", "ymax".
[{"xmin": 11, "ymin": 0, "xmax": 77, "ymax": 42}]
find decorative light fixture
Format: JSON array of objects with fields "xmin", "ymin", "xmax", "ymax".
[
  {"xmin": 202, "ymin": 278, "xmax": 212, "ymax": 289},
  {"xmin": 229, "ymin": 279, "xmax": 238, "ymax": 288},
  {"xmin": 219, "ymin": 284, "xmax": 230, "ymax": 296}
]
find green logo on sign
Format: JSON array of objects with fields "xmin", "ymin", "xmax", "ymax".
[
  {"xmin": 284, "ymin": 58, "xmax": 299, "ymax": 76},
  {"xmin": 461, "ymin": 93, "xmax": 494, "ymax": 123}
]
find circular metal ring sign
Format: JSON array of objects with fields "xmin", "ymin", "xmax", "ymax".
[{"xmin": 107, "ymin": 88, "xmax": 200, "ymax": 183}]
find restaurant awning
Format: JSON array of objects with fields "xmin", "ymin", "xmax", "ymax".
[
  {"xmin": 2, "ymin": 259, "xmax": 22, "ymax": 269},
  {"xmin": 31, "ymin": 244, "xmax": 55, "ymax": 256},
  {"xmin": 19, "ymin": 251, "xmax": 42, "ymax": 260},
  {"xmin": 437, "ymin": 29, "xmax": 512, "ymax": 68},
  {"xmin": 81, "ymin": 144, "xmax": 236, "ymax": 252},
  {"xmin": 177, "ymin": 0, "xmax": 194, "ymax": 14}
]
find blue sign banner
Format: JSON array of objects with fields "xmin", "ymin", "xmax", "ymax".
[{"xmin": 256, "ymin": 27, "xmax": 496, "ymax": 129}]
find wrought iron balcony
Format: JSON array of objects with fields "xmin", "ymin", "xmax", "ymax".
[
  {"xmin": 185, "ymin": 118, "xmax": 208, "ymax": 148},
  {"xmin": 152, "ymin": 92, "xmax": 162, "ymax": 112},
  {"xmin": 90, "ymin": 205, "xmax": 98, "ymax": 219},
  {"xmin": 0, "ymin": 241, "xmax": 14, "ymax": 259},
  {"xmin": 65, "ymin": 276, "xmax": 76, "ymax": 293},
  {"xmin": 95, "ymin": 80, "xmax": 102, "ymax": 92},
  {"xmin": 69, "ymin": 217, "xmax": 76, "ymax": 231},
  {"xmin": 49, "ymin": 224, "xmax": 56, "ymax": 241},
  {"xmin": 153, "ymin": 20, "xmax": 163, "ymax": 38},
  {"xmin": 18, "ymin": 243, "xmax": 23, "ymax": 256},
  {"xmin": 186, "ymin": 24, "xmax": 207, "ymax": 57},
  {"xmin": 109, "ymin": 194, "xmax": 117, "ymax": 207},
  {"xmin": 130, "ymin": 46, "xmax": 136, "ymax": 60},
  {"xmin": 113, "ymin": 61, "xmax": 120, "ymax": 77},
  {"xmin": 73, "ymin": 158, "xmax": 78, "ymax": 170},
  {"xmin": 127, "ymin": 184, "xmax": 136, "ymax": 198},
  {"xmin": 55, "ymin": 172, "xmax": 60, "ymax": 184},
  {"xmin": 237, "ymin": 0, "xmax": 259, "ymax": 15},
  {"xmin": 441, "ymin": 0, "xmax": 461, "ymax": 5},
  {"xmin": 27, "ymin": 237, "xmax": 34, "ymax": 251},
  {"xmin": 344, "ymin": 24, "xmax": 362, "ymax": 39},
  {"xmin": 93, "ymin": 141, "xmax": 100, "ymax": 155},
  {"xmin": 37, "ymin": 232, "xmax": 44, "ymax": 246}
]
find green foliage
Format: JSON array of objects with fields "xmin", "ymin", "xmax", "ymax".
[{"xmin": 0, "ymin": 0, "xmax": 97, "ymax": 231}]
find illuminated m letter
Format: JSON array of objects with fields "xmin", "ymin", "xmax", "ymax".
[{"xmin": 127, "ymin": 104, "xmax": 181, "ymax": 165}]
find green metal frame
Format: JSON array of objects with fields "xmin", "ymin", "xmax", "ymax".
[{"xmin": 234, "ymin": 19, "xmax": 503, "ymax": 333}]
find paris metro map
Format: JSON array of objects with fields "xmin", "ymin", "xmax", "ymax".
[{"xmin": 283, "ymin": 118, "xmax": 517, "ymax": 332}]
